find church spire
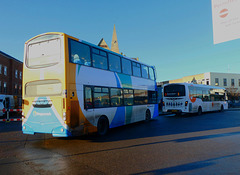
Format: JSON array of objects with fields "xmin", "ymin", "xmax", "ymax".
[{"xmin": 111, "ymin": 24, "xmax": 119, "ymax": 53}]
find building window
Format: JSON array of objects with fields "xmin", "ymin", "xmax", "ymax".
[
  {"xmin": 231, "ymin": 79, "xmax": 235, "ymax": 87},
  {"xmin": 0, "ymin": 65, "xmax": 2, "ymax": 74},
  {"xmin": 15, "ymin": 84, "xmax": 18, "ymax": 94},
  {"xmin": 4, "ymin": 66, "xmax": 7, "ymax": 76},
  {"xmin": 20, "ymin": 72, "xmax": 22, "ymax": 79},
  {"xmin": 4, "ymin": 82, "xmax": 7, "ymax": 93},
  {"xmin": 15, "ymin": 70, "xmax": 18, "ymax": 78},
  {"xmin": 215, "ymin": 78, "xmax": 219, "ymax": 86},
  {"xmin": 19, "ymin": 84, "xmax": 22, "ymax": 94},
  {"xmin": 223, "ymin": 78, "xmax": 227, "ymax": 86},
  {"xmin": 206, "ymin": 79, "xmax": 209, "ymax": 85}
]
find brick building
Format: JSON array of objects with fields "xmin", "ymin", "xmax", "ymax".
[{"xmin": 0, "ymin": 51, "xmax": 23, "ymax": 100}]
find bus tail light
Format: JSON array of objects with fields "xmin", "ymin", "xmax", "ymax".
[
  {"xmin": 63, "ymin": 112, "xmax": 66, "ymax": 121},
  {"xmin": 22, "ymin": 112, "xmax": 25, "ymax": 118},
  {"xmin": 162, "ymin": 101, "xmax": 165, "ymax": 106},
  {"xmin": 185, "ymin": 101, "xmax": 188, "ymax": 106}
]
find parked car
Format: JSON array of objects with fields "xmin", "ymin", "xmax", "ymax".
[{"xmin": 0, "ymin": 95, "xmax": 15, "ymax": 117}]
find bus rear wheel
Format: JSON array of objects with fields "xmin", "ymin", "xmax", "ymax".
[
  {"xmin": 220, "ymin": 105, "xmax": 224, "ymax": 112},
  {"xmin": 145, "ymin": 110, "xmax": 151, "ymax": 121},
  {"xmin": 197, "ymin": 107, "xmax": 202, "ymax": 116},
  {"xmin": 97, "ymin": 116, "xmax": 109, "ymax": 136}
]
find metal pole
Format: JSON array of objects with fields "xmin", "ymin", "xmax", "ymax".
[{"xmin": 7, "ymin": 110, "xmax": 9, "ymax": 122}]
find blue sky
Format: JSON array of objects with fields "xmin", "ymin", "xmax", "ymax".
[{"xmin": 1, "ymin": 0, "xmax": 240, "ymax": 82}]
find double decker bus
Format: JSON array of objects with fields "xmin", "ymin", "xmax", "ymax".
[
  {"xmin": 22, "ymin": 32, "xmax": 158, "ymax": 137},
  {"xmin": 162, "ymin": 83, "xmax": 228, "ymax": 115}
]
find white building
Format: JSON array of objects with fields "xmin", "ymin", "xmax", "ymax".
[{"xmin": 169, "ymin": 72, "xmax": 240, "ymax": 92}]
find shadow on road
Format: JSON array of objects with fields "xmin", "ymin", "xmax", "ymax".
[
  {"xmin": 1, "ymin": 111, "xmax": 240, "ymax": 144},
  {"xmin": 61, "ymin": 111, "xmax": 240, "ymax": 143},
  {"xmin": 134, "ymin": 152, "xmax": 240, "ymax": 175},
  {"xmin": 0, "ymin": 121, "xmax": 22, "ymax": 133}
]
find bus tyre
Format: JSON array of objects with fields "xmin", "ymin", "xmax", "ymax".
[
  {"xmin": 97, "ymin": 116, "xmax": 109, "ymax": 136},
  {"xmin": 220, "ymin": 105, "xmax": 224, "ymax": 112},
  {"xmin": 197, "ymin": 107, "xmax": 202, "ymax": 116},
  {"xmin": 145, "ymin": 110, "xmax": 151, "ymax": 121}
]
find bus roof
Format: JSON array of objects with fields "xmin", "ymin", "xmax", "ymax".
[
  {"xmin": 164, "ymin": 83, "xmax": 226, "ymax": 90},
  {"xmin": 25, "ymin": 32, "xmax": 155, "ymax": 69}
]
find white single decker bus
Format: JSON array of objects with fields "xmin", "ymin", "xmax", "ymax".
[{"xmin": 162, "ymin": 83, "xmax": 228, "ymax": 115}]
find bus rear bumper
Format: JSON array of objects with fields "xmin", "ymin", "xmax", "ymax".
[
  {"xmin": 22, "ymin": 123, "xmax": 72, "ymax": 137},
  {"xmin": 22, "ymin": 123, "xmax": 35, "ymax": 135},
  {"xmin": 52, "ymin": 126, "xmax": 72, "ymax": 137},
  {"xmin": 167, "ymin": 109, "xmax": 182, "ymax": 114}
]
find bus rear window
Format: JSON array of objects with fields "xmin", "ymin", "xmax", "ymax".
[
  {"xmin": 25, "ymin": 80, "xmax": 62, "ymax": 97},
  {"xmin": 27, "ymin": 35, "xmax": 61, "ymax": 68},
  {"xmin": 164, "ymin": 85, "xmax": 185, "ymax": 97}
]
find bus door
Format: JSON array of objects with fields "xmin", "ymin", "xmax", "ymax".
[
  {"xmin": 83, "ymin": 87, "xmax": 95, "ymax": 125},
  {"xmin": 210, "ymin": 94, "xmax": 218, "ymax": 111},
  {"xmin": 83, "ymin": 86, "xmax": 98, "ymax": 134}
]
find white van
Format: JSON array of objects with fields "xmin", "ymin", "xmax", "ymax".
[
  {"xmin": 0, "ymin": 95, "xmax": 15, "ymax": 117},
  {"xmin": 0, "ymin": 102, "xmax": 4, "ymax": 117}
]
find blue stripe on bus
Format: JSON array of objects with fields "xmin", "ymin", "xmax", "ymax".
[
  {"xmin": 153, "ymin": 104, "xmax": 159, "ymax": 118},
  {"xmin": 114, "ymin": 72, "xmax": 121, "ymax": 88},
  {"xmin": 109, "ymin": 106, "xmax": 125, "ymax": 128}
]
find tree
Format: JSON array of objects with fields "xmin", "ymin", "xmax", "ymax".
[{"xmin": 226, "ymin": 86, "xmax": 240, "ymax": 102}]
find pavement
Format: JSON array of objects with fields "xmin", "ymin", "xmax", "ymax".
[
  {"xmin": 159, "ymin": 108, "xmax": 240, "ymax": 116},
  {"xmin": 227, "ymin": 107, "xmax": 240, "ymax": 111}
]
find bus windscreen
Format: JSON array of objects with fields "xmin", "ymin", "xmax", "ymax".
[
  {"xmin": 164, "ymin": 85, "xmax": 185, "ymax": 97},
  {"xmin": 27, "ymin": 35, "xmax": 61, "ymax": 68}
]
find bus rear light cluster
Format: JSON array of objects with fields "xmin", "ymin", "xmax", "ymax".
[
  {"xmin": 63, "ymin": 112, "xmax": 66, "ymax": 121},
  {"xmin": 185, "ymin": 101, "xmax": 188, "ymax": 106},
  {"xmin": 22, "ymin": 112, "xmax": 25, "ymax": 118}
]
